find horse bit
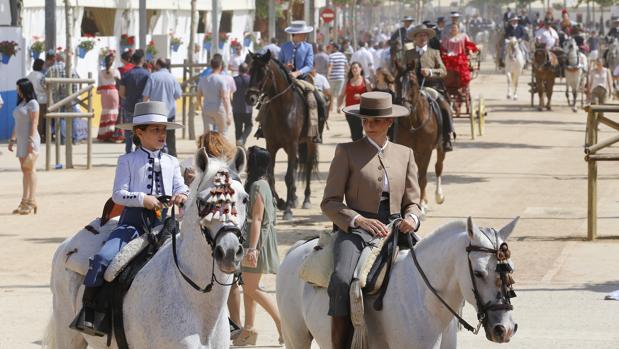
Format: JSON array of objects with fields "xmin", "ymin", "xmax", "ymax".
[{"xmin": 410, "ymin": 226, "xmax": 516, "ymax": 334}]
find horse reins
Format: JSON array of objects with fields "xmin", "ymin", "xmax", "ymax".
[
  {"xmin": 409, "ymin": 227, "xmax": 516, "ymax": 334},
  {"xmin": 169, "ymin": 199, "xmax": 245, "ymax": 293},
  {"xmin": 251, "ymin": 60, "xmax": 294, "ymax": 106}
]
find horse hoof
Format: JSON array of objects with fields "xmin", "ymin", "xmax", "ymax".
[
  {"xmin": 302, "ymin": 201, "xmax": 311, "ymax": 209},
  {"xmin": 572, "ymin": 107, "xmax": 577, "ymax": 113},
  {"xmin": 283, "ymin": 211, "xmax": 294, "ymax": 221},
  {"xmin": 435, "ymin": 193, "xmax": 445, "ymax": 205},
  {"xmin": 292, "ymin": 199, "xmax": 299, "ymax": 209},
  {"xmin": 513, "ymin": 95, "xmax": 518, "ymax": 100},
  {"xmin": 506, "ymin": 95, "xmax": 511, "ymax": 100}
]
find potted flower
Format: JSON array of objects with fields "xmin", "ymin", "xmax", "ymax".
[
  {"xmin": 120, "ymin": 34, "xmax": 136, "ymax": 51},
  {"xmin": 77, "ymin": 34, "xmax": 97, "ymax": 59},
  {"xmin": 203, "ymin": 32, "xmax": 212, "ymax": 50},
  {"xmin": 243, "ymin": 32, "xmax": 256, "ymax": 47},
  {"xmin": 146, "ymin": 40, "xmax": 157, "ymax": 61},
  {"xmin": 0, "ymin": 41, "xmax": 19, "ymax": 64},
  {"xmin": 218, "ymin": 32, "xmax": 228, "ymax": 50},
  {"xmin": 31, "ymin": 37, "xmax": 45, "ymax": 59},
  {"xmin": 170, "ymin": 35, "xmax": 183, "ymax": 53}
]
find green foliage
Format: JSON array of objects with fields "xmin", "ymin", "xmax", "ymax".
[{"xmin": 255, "ymin": 0, "xmax": 285, "ymax": 20}]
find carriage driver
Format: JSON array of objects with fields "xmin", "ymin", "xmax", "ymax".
[
  {"xmin": 255, "ymin": 20, "xmax": 324, "ymax": 143},
  {"xmin": 404, "ymin": 24, "xmax": 455, "ymax": 151},
  {"xmin": 71, "ymin": 101, "xmax": 189, "ymax": 336},
  {"xmin": 322, "ymin": 91, "xmax": 422, "ymax": 349}
]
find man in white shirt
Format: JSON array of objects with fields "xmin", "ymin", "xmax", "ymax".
[
  {"xmin": 351, "ymin": 41, "xmax": 375, "ymax": 81},
  {"xmin": 261, "ymin": 37, "xmax": 281, "ymax": 61},
  {"xmin": 535, "ymin": 19, "xmax": 559, "ymax": 50}
]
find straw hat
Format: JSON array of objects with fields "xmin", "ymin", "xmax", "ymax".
[
  {"xmin": 117, "ymin": 101, "xmax": 183, "ymax": 130},
  {"xmin": 407, "ymin": 24, "xmax": 436, "ymax": 41},
  {"xmin": 285, "ymin": 21, "xmax": 313, "ymax": 34},
  {"xmin": 342, "ymin": 92, "xmax": 409, "ymax": 118}
]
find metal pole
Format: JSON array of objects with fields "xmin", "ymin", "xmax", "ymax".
[
  {"xmin": 45, "ymin": 0, "xmax": 56, "ymax": 52},
  {"xmin": 139, "ymin": 0, "xmax": 147, "ymax": 49},
  {"xmin": 188, "ymin": 0, "xmax": 197, "ymax": 140},
  {"xmin": 63, "ymin": 0, "xmax": 74, "ymax": 169},
  {"xmin": 212, "ymin": 0, "xmax": 220, "ymax": 54},
  {"xmin": 269, "ymin": 0, "xmax": 276, "ymax": 41}
]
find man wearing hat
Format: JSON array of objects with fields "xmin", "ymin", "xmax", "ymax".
[
  {"xmin": 256, "ymin": 20, "xmax": 323, "ymax": 142},
  {"xmin": 72, "ymin": 101, "xmax": 188, "ymax": 336},
  {"xmin": 607, "ymin": 18, "xmax": 619, "ymax": 40},
  {"xmin": 436, "ymin": 16, "xmax": 446, "ymax": 39},
  {"xmin": 322, "ymin": 91, "xmax": 422, "ymax": 349},
  {"xmin": 391, "ymin": 16, "xmax": 415, "ymax": 48},
  {"xmin": 535, "ymin": 18, "xmax": 559, "ymax": 51},
  {"xmin": 505, "ymin": 14, "xmax": 526, "ymax": 40},
  {"xmin": 403, "ymin": 24, "xmax": 454, "ymax": 151}
]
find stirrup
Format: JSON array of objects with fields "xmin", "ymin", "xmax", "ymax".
[{"xmin": 69, "ymin": 306, "xmax": 110, "ymax": 337}]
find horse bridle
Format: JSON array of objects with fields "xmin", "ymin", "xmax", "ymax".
[
  {"xmin": 409, "ymin": 224, "xmax": 516, "ymax": 334},
  {"xmin": 248, "ymin": 60, "xmax": 293, "ymax": 106},
  {"xmin": 169, "ymin": 196, "xmax": 245, "ymax": 293}
]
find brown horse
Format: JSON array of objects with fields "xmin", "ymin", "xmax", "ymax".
[
  {"xmin": 532, "ymin": 43, "xmax": 557, "ymax": 111},
  {"xmin": 394, "ymin": 71, "xmax": 448, "ymax": 215},
  {"xmin": 245, "ymin": 50, "xmax": 318, "ymax": 220}
]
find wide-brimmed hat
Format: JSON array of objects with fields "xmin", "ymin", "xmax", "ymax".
[
  {"xmin": 450, "ymin": 11, "xmax": 461, "ymax": 18},
  {"xmin": 508, "ymin": 14, "xmax": 519, "ymax": 21},
  {"xmin": 342, "ymin": 92, "xmax": 409, "ymax": 118},
  {"xmin": 285, "ymin": 21, "xmax": 313, "ymax": 34},
  {"xmin": 117, "ymin": 101, "xmax": 183, "ymax": 130},
  {"xmin": 407, "ymin": 24, "xmax": 436, "ymax": 41},
  {"xmin": 401, "ymin": 16, "xmax": 415, "ymax": 22}
]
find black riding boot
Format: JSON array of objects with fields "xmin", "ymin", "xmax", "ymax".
[
  {"xmin": 254, "ymin": 126, "xmax": 264, "ymax": 139},
  {"xmin": 441, "ymin": 104, "xmax": 455, "ymax": 152},
  {"xmin": 69, "ymin": 286, "xmax": 110, "ymax": 337},
  {"xmin": 331, "ymin": 316, "xmax": 353, "ymax": 349}
]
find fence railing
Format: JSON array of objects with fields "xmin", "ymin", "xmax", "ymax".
[
  {"xmin": 44, "ymin": 73, "xmax": 95, "ymax": 170},
  {"xmin": 583, "ymin": 104, "xmax": 619, "ymax": 240}
]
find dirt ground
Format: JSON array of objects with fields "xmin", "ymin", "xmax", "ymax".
[{"xmin": 1, "ymin": 61, "xmax": 619, "ymax": 348}]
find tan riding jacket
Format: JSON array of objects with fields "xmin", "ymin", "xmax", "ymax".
[
  {"xmin": 404, "ymin": 47, "xmax": 447, "ymax": 79},
  {"xmin": 321, "ymin": 138, "xmax": 423, "ymax": 232}
]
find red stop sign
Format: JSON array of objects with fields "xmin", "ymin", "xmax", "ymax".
[{"xmin": 321, "ymin": 8, "xmax": 336, "ymax": 24}]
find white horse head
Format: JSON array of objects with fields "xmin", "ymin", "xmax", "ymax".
[
  {"xmin": 187, "ymin": 147, "xmax": 249, "ymax": 274},
  {"xmin": 506, "ymin": 37, "xmax": 521, "ymax": 60},
  {"xmin": 456, "ymin": 217, "xmax": 519, "ymax": 342},
  {"xmin": 564, "ymin": 37, "xmax": 579, "ymax": 67}
]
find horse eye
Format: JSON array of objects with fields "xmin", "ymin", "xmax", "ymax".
[
  {"xmin": 242, "ymin": 197, "xmax": 248, "ymax": 204},
  {"xmin": 474, "ymin": 271, "xmax": 485, "ymax": 279}
]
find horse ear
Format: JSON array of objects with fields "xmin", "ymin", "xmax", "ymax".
[
  {"xmin": 498, "ymin": 217, "xmax": 519, "ymax": 241},
  {"xmin": 230, "ymin": 146, "xmax": 247, "ymax": 174},
  {"xmin": 467, "ymin": 216, "xmax": 478, "ymax": 240},
  {"xmin": 264, "ymin": 49, "xmax": 272, "ymax": 61},
  {"xmin": 196, "ymin": 147, "xmax": 209, "ymax": 173}
]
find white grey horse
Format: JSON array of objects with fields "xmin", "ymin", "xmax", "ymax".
[
  {"xmin": 43, "ymin": 150, "xmax": 248, "ymax": 349},
  {"xmin": 564, "ymin": 37, "xmax": 588, "ymax": 112},
  {"xmin": 505, "ymin": 37, "xmax": 526, "ymax": 100},
  {"xmin": 276, "ymin": 217, "xmax": 519, "ymax": 349}
]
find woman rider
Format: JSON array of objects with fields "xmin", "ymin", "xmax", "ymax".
[{"xmin": 321, "ymin": 91, "xmax": 423, "ymax": 348}]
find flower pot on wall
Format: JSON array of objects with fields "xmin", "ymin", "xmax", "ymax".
[{"xmin": 1, "ymin": 54, "xmax": 11, "ymax": 64}]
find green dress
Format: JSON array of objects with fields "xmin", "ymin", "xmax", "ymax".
[{"xmin": 242, "ymin": 179, "xmax": 279, "ymax": 274}]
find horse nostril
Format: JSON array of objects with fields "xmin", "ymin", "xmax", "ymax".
[
  {"xmin": 214, "ymin": 246, "xmax": 224, "ymax": 261},
  {"xmin": 236, "ymin": 246, "xmax": 244, "ymax": 259},
  {"xmin": 494, "ymin": 325, "xmax": 506, "ymax": 338}
]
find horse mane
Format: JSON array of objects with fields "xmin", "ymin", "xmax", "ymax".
[
  {"xmin": 415, "ymin": 220, "xmax": 467, "ymax": 249},
  {"xmin": 268, "ymin": 57, "xmax": 294, "ymax": 85}
]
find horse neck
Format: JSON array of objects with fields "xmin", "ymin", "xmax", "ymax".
[
  {"xmin": 407, "ymin": 82, "xmax": 429, "ymax": 127},
  {"xmin": 267, "ymin": 60, "xmax": 293, "ymax": 99},
  {"xmin": 398, "ymin": 223, "xmax": 469, "ymax": 330}
]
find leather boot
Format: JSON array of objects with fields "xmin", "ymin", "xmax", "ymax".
[
  {"xmin": 331, "ymin": 316, "xmax": 353, "ymax": 349},
  {"xmin": 69, "ymin": 286, "xmax": 110, "ymax": 337}
]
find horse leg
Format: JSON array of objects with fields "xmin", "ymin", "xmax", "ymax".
[
  {"xmin": 434, "ymin": 148, "xmax": 446, "ymax": 205},
  {"xmin": 283, "ymin": 145, "xmax": 299, "ymax": 220},
  {"xmin": 266, "ymin": 143, "xmax": 286, "ymax": 210},
  {"xmin": 415, "ymin": 150, "xmax": 432, "ymax": 217},
  {"xmin": 572, "ymin": 89, "xmax": 578, "ymax": 112},
  {"xmin": 513, "ymin": 70, "xmax": 519, "ymax": 100},
  {"xmin": 537, "ymin": 79, "xmax": 545, "ymax": 111},
  {"xmin": 506, "ymin": 71, "xmax": 512, "ymax": 99},
  {"xmin": 546, "ymin": 78, "xmax": 554, "ymax": 111},
  {"xmin": 302, "ymin": 142, "xmax": 317, "ymax": 209}
]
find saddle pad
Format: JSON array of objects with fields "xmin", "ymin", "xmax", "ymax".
[
  {"xmin": 298, "ymin": 231, "xmax": 334, "ymax": 288},
  {"xmin": 64, "ymin": 218, "xmax": 118, "ymax": 275},
  {"xmin": 103, "ymin": 233, "xmax": 152, "ymax": 282}
]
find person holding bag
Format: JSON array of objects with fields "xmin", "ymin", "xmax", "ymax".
[{"xmin": 234, "ymin": 146, "xmax": 283, "ymax": 346}]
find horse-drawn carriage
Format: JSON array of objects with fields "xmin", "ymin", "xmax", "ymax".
[{"xmin": 444, "ymin": 50, "xmax": 486, "ymax": 139}]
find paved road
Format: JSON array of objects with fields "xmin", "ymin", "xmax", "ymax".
[{"xmin": 1, "ymin": 62, "xmax": 618, "ymax": 348}]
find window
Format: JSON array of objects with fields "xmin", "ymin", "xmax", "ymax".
[{"xmin": 81, "ymin": 7, "xmax": 115, "ymax": 36}]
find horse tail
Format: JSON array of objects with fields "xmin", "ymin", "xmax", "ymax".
[
  {"xmin": 298, "ymin": 142, "xmax": 319, "ymax": 184},
  {"xmin": 41, "ymin": 314, "xmax": 57, "ymax": 349}
]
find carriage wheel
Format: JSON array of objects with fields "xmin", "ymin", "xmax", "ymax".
[
  {"xmin": 465, "ymin": 87, "xmax": 472, "ymax": 116},
  {"xmin": 469, "ymin": 95, "xmax": 476, "ymax": 140},
  {"xmin": 478, "ymin": 96, "xmax": 486, "ymax": 136}
]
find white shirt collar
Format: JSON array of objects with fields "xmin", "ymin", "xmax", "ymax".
[
  {"xmin": 140, "ymin": 147, "xmax": 162, "ymax": 158},
  {"xmin": 366, "ymin": 137, "xmax": 389, "ymax": 153},
  {"xmin": 416, "ymin": 45, "xmax": 428, "ymax": 53}
]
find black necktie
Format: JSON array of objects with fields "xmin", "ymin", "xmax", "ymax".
[{"xmin": 292, "ymin": 45, "xmax": 298, "ymax": 71}]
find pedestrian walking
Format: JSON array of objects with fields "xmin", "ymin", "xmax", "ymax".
[
  {"xmin": 8, "ymin": 79, "xmax": 41, "ymax": 215},
  {"xmin": 261, "ymin": 37, "xmax": 281, "ymax": 61},
  {"xmin": 233, "ymin": 146, "xmax": 282, "ymax": 347},
  {"xmin": 96, "ymin": 53, "xmax": 123, "ymax": 143},
  {"xmin": 232, "ymin": 63, "xmax": 253, "ymax": 146},
  {"xmin": 337, "ymin": 62, "xmax": 371, "ymax": 141},
  {"xmin": 119, "ymin": 49, "xmax": 150, "ymax": 154},
  {"xmin": 45, "ymin": 50, "xmax": 79, "ymax": 144},
  {"xmin": 229, "ymin": 44, "xmax": 246, "ymax": 75},
  {"xmin": 314, "ymin": 44, "xmax": 330, "ymax": 76},
  {"xmin": 26, "ymin": 59, "xmax": 48, "ymax": 142},
  {"xmin": 197, "ymin": 54, "xmax": 232, "ymax": 134},
  {"xmin": 327, "ymin": 43, "xmax": 348, "ymax": 112},
  {"xmin": 143, "ymin": 58, "xmax": 183, "ymax": 156},
  {"xmin": 587, "ymin": 58, "xmax": 613, "ymax": 105}
]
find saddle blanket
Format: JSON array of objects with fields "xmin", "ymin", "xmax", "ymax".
[
  {"xmin": 63, "ymin": 217, "xmax": 156, "ymax": 282},
  {"xmin": 299, "ymin": 221, "xmax": 398, "ymax": 295}
]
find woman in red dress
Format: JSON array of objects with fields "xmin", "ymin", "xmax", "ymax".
[
  {"xmin": 337, "ymin": 62, "xmax": 372, "ymax": 141},
  {"xmin": 440, "ymin": 24, "xmax": 478, "ymax": 89}
]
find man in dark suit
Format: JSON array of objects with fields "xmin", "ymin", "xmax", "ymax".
[
  {"xmin": 391, "ymin": 16, "xmax": 415, "ymax": 46},
  {"xmin": 505, "ymin": 15, "xmax": 526, "ymax": 40}
]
